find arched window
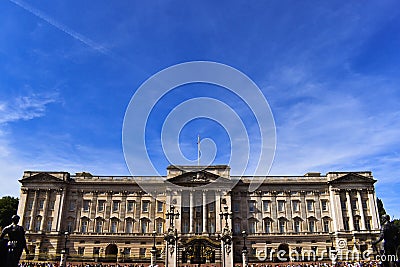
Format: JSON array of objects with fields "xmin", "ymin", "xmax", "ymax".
[
  {"xmin": 126, "ymin": 219, "xmax": 133, "ymax": 233},
  {"xmin": 278, "ymin": 218, "xmax": 286, "ymax": 233}
]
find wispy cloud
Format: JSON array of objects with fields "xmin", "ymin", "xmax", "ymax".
[
  {"xmin": 0, "ymin": 93, "xmax": 58, "ymax": 124},
  {"xmin": 8, "ymin": 0, "xmax": 112, "ymax": 57}
]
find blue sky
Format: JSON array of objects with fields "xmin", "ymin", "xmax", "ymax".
[{"xmin": 0, "ymin": 1, "xmax": 399, "ymax": 217}]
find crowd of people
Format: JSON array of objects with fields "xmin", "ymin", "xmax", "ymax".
[{"xmin": 14, "ymin": 261, "xmax": 390, "ymax": 267}]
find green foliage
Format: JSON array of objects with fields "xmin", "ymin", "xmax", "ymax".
[
  {"xmin": 377, "ymin": 198, "xmax": 387, "ymax": 224},
  {"xmin": 0, "ymin": 196, "xmax": 19, "ymax": 228}
]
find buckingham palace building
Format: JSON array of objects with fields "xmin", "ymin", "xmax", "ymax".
[{"xmin": 16, "ymin": 165, "xmax": 381, "ymax": 264}]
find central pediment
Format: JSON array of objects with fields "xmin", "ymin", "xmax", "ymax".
[{"xmin": 167, "ymin": 170, "xmax": 229, "ymax": 187}]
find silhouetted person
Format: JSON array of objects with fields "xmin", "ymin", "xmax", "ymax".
[
  {"xmin": 0, "ymin": 215, "xmax": 29, "ymax": 267},
  {"xmin": 373, "ymin": 214, "xmax": 399, "ymax": 267}
]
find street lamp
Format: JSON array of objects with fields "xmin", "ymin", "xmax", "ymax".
[
  {"xmin": 151, "ymin": 230, "xmax": 157, "ymax": 266},
  {"xmin": 60, "ymin": 231, "xmax": 70, "ymax": 267},
  {"xmin": 166, "ymin": 205, "xmax": 180, "ymax": 229},
  {"xmin": 219, "ymin": 205, "xmax": 232, "ymax": 229},
  {"xmin": 329, "ymin": 232, "xmax": 337, "ymax": 263},
  {"xmin": 242, "ymin": 230, "xmax": 248, "ymax": 267}
]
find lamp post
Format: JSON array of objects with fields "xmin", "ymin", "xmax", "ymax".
[
  {"xmin": 219, "ymin": 205, "xmax": 232, "ymax": 267},
  {"xmin": 242, "ymin": 230, "xmax": 248, "ymax": 267},
  {"xmin": 60, "ymin": 231, "xmax": 70, "ymax": 267},
  {"xmin": 166, "ymin": 205, "xmax": 180, "ymax": 229},
  {"xmin": 151, "ymin": 230, "xmax": 157, "ymax": 266},
  {"xmin": 219, "ymin": 205, "xmax": 232, "ymax": 229},
  {"xmin": 329, "ymin": 232, "xmax": 337, "ymax": 264},
  {"xmin": 164, "ymin": 205, "xmax": 179, "ymax": 267}
]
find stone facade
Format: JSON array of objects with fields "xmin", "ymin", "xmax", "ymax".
[{"xmin": 16, "ymin": 165, "xmax": 380, "ymax": 264}]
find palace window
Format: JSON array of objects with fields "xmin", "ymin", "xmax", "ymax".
[
  {"xmin": 98, "ymin": 200, "xmax": 105, "ymax": 212},
  {"xmin": 27, "ymin": 200, "xmax": 33, "ymax": 210},
  {"xmin": 182, "ymin": 220, "xmax": 189, "ymax": 233},
  {"xmin": 249, "ymin": 221, "xmax": 256, "ymax": 234},
  {"xmin": 292, "ymin": 201, "xmax": 300, "ymax": 212},
  {"xmin": 46, "ymin": 218, "xmax": 52, "ymax": 232},
  {"xmin": 156, "ymin": 220, "xmax": 163, "ymax": 233},
  {"xmin": 294, "ymin": 220, "xmax": 301, "ymax": 233},
  {"xmin": 78, "ymin": 247, "xmax": 85, "ymax": 255},
  {"xmin": 234, "ymin": 221, "xmax": 241, "ymax": 235},
  {"xmin": 38, "ymin": 199, "xmax": 44, "ymax": 210},
  {"xmin": 354, "ymin": 218, "xmax": 360, "ymax": 231},
  {"xmin": 139, "ymin": 248, "xmax": 146, "ymax": 258},
  {"xmin": 209, "ymin": 220, "xmax": 215, "ymax": 234},
  {"xmin": 112, "ymin": 201, "xmax": 119, "ymax": 212},
  {"xmin": 308, "ymin": 220, "xmax": 315, "ymax": 233},
  {"xmin": 69, "ymin": 201, "xmax": 75, "ymax": 211},
  {"xmin": 209, "ymin": 202, "xmax": 215, "ymax": 212},
  {"xmin": 67, "ymin": 221, "xmax": 73, "ymax": 233},
  {"xmin": 111, "ymin": 220, "xmax": 118, "ymax": 233},
  {"xmin": 278, "ymin": 201, "xmax": 285, "ymax": 212},
  {"xmin": 264, "ymin": 220, "xmax": 271, "ymax": 233},
  {"xmin": 127, "ymin": 201, "xmax": 134, "ymax": 212},
  {"xmin": 263, "ymin": 200, "xmax": 270, "ymax": 212},
  {"xmin": 279, "ymin": 219, "xmax": 285, "ymax": 233},
  {"xmin": 307, "ymin": 200, "xmax": 314, "ymax": 212},
  {"xmin": 321, "ymin": 200, "xmax": 328, "ymax": 211},
  {"xmin": 142, "ymin": 201, "xmax": 149, "ymax": 212},
  {"xmin": 126, "ymin": 220, "xmax": 133, "ymax": 233},
  {"xmin": 352, "ymin": 200, "xmax": 358, "ymax": 210},
  {"xmin": 124, "ymin": 248, "xmax": 131, "ymax": 256},
  {"xmin": 96, "ymin": 220, "xmax": 103, "ymax": 233},
  {"xmin": 233, "ymin": 202, "xmax": 240, "ymax": 213},
  {"xmin": 141, "ymin": 220, "xmax": 148, "ymax": 233},
  {"xmin": 157, "ymin": 201, "xmax": 163, "ymax": 212},
  {"xmin": 248, "ymin": 201, "xmax": 256, "ymax": 213},
  {"xmin": 81, "ymin": 220, "xmax": 88, "ymax": 233},
  {"xmin": 25, "ymin": 218, "xmax": 31, "ymax": 230},
  {"xmin": 83, "ymin": 200, "xmax": 90, "ymax": 212},
  {"xmin": 362, "ymin": 200, "xmax": 368, "ymax": 209},
  {"xmin": 366, "ymin": 219, "xmax": 371, "ymax": 230},
  {"xmin": 35, "ymin": 217, "xmax": 41, "ymax": 232},
  {"xmin": 323, "ymin": 220, "xmax": 330, "ymax": 233},
  {"xmin": 49, "ymin": 200, "xmax": 55, "ymax": 210}
]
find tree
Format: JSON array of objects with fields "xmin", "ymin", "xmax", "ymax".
[
  {"xmin": 377, "ymin": 198, "xmax": 386, "ymax": 224},
  {"xmin": 0, "ymin": 196, "xmax": 19, "ymax": 228}
]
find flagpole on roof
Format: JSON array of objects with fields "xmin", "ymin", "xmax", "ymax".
[{"xmin": 197, "ymin": 134, "xmax": 200, "ymax": 166}]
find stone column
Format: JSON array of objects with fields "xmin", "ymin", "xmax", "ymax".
[
  {"xmin": 329, "ymin": 187, "xmax": 338, "ymax": 232},
  {"xmin": 89, "ymin": 192, "xmax": 98, "ymax": 232},
  {"xmin": 17, "ymin": 189, "xmax": 29, "ymax": 227},
  {"xmin": 368, "ymin": 189, "xmax": 379, "ymax": 230},
  {"xmin": 357, "ymin": 190, "xmax": 366, "ymax": 230},
  {"xmin": 202, "ymin": 190, "xmax": 207, "ymax": 234},
  {"xmin": 314, "ymin": 191, "xmax": 322, "ymax": 232},
  {"xmin": 41, "ymin": 190, "xmax": 51, "ymax": 231},
  {"xmin": 300, "ymin": 191, "xmax": 307, "ymax": 233},
  {"xmin": 215, "ymin": 190, "xmax": 221, "ymax": 233},
  {"xmin": 30, "ymin": 190, "xmax": 39, "ymax": 230},
  {"xmin": 334, "ymin": 190, "xmax": 344, "ymax": 230},
  {"xmin": 119, "ymin": 192, "xmax": 127, "ymax": 232},
  {"xmin": 189, "ymin": 191, "xmax": 194, "ymax": 233},
  {"xmin": 104, "ymin": 191, "xmax": 113, "ymax": 232},
  {"xmin": 285, "ymin": 191, "xmax": 293, "ymax": 233},
  {"xmin": 346, "ymin": 191, "xmax": 354, "ymax": 231}
]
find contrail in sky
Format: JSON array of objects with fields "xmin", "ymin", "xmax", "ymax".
[{"xmin": 9, "ymin": 0, "xmax": 112, "ymax": 57}]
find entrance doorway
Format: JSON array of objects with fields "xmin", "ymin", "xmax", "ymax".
[
  {"xmin": 182, "ymin": 237, "xmax": 219, "ymax": 264},
  {"xmin": 105, "ymin": 244, "xmax": 118, "ymax": 262}
]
